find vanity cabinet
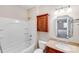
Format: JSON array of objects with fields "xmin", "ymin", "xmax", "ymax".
[{"xmin": 44, "ymin": 46, "xmax": 64, "ymax": 53}]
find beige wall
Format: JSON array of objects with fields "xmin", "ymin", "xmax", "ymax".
[
  {"xmin": 28, "ymin": 5, "xmax": 79, "ymax": 43},
  {"xmin": 28, "ymin": 6, "xmax": 56, "ymax": 41},
  {"xmin": 1, "ymin": 5, "xmax": 79, "ymax": 43},
  {"xmin": 49, "ymin": 5, "xmax": 79, "ymax": 43},
  {"xmin": 0, "ymin": 6, "xmax": 27, "ymax": 21},
  {"xmin": 27, "ymin": 7, "xmax": 38, "ymax": 43}
]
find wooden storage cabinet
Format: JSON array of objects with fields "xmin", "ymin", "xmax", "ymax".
[
  {"xmin": 37, "ymin": 14, "xmax": 48, "ymax": 32},
  {"xmin": 44, "ymin": 46, "xmax": 64, "ymax": 53}
]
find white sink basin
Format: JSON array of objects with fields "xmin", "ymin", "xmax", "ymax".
[{"xmin": 55, "ymin": 43, "xmax": 72, "ymax": 52}]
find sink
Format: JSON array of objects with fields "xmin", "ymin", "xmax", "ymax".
[{"xmin": 55, "ymin": 43, "xmax": 72, "ymax": 52}]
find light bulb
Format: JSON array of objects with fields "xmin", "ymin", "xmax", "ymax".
[
  {"xmin": 54, "ymin": 10, "xmax": 58, "ymax": 15},
  {"xmin": 67, "ymin": 7, "xmax": 72, "ymax": 13},
  {"xmin": 60, "ymin": 9, "xmax": 65, "ymax": 14},
  {"xmin": 61, "ymin": 9, "xmax": 64, "ymax": 13}
]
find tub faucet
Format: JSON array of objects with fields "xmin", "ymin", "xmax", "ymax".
[
  {"xmin": 0, "ymin": 43, "xmax": 3, "ymax": 53},
  {"xmin": 29, "ymin": 35, "xmax": 32, "ymax": 37}
]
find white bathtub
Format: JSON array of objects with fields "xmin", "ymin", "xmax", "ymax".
[
  {"xmin": 0, "ymin": 17, "xmax": 37, "ymax": 53},
  {"xmin": 21, "ymin": 40, "xmax": 37, "ymax": 53},
  {"xmin": 1, "ymin": 39, "xmax": 37, "ymax": 53}
]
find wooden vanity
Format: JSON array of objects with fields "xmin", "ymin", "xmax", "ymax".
[
  {"xmin": 43, "ymin": 40, "xmax": 64, "ymax": 53},
  {"xmin": 44, "ymin": 46, "xmax": 64, "ymax": 53},
  {"xmin": 43, "ymin": 39, "xmax": 79, "ymax": 53}
]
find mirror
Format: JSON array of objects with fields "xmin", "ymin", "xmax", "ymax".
[{"xmin": 56, "ymin": 15, "xmax": 73, "ymax": 39}]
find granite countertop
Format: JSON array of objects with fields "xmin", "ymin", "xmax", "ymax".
[{"xmin": 46, "ymin": 40, "xmax": 79, "ymax": 53}]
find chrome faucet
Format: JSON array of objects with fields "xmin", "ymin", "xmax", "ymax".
[{"xmin": 0, "ymin": 43, "xmax": 3, "ymax": 53}]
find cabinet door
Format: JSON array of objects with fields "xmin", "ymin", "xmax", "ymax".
[
  {"xmin": 37, "ymin": 14, "xmax": 48, "ymax": 32},
  {"xmin": 44, "ymin": 46, "xmax": 64, "ymax": 53}
]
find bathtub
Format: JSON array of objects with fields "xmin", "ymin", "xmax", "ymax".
[
  {"xmin": 21, "ymin": 39, "xmax": 37, "ymax": 53},
  {"xmin": 1, "ymin": 38, "xmax": 37, "ymax": 53},
  {"xmin": 0, "ymin": 17, "xmax": 37, "ymax": 53}
]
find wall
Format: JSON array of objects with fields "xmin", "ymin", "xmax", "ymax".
[
  {"xmin": 0, "ymin": 5, "xmax": 27, "ymax": 21},
  {"xmin": 28, "ymin": 5, "xmax": 57, "ymax": 41},
  {"xmin": 46, "ymin": 5, "xmax": 79, "ymax": 43},
  {"xmin": 0, "ymin": 6, "xmax": 29, "ymax": 52},
  {"xmin": 27, "ymin": 7, "xmax": 38, "ymax": 45},
  {"xmin": 29, "ymin": 5, "xmax": 79, "ymax": 43},
  {"xmin": 49, "ymin": 5, "xmax": 79, "ymax": 43}
]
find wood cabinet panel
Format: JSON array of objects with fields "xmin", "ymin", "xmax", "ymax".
[
  {"xmin": 44, "ymin": 46, "xmax": 64, "ymax": 53},
  {"xmin": 37, "ymin": 14, "xmax": 48, "ymax": 32}
]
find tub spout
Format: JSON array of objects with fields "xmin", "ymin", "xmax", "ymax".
[{"xmin": 0, "ymin": 44, "xmax": 3, "ymax": 53}]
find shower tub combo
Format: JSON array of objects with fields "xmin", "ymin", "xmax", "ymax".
[{"xmin": 0, "ymin": 17, "xmax": 36, "ymax": 53}]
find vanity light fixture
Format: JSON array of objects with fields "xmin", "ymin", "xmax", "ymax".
[{"xmin": 54, "ymin": 5, "xmax": 72, "ymax": 15}]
